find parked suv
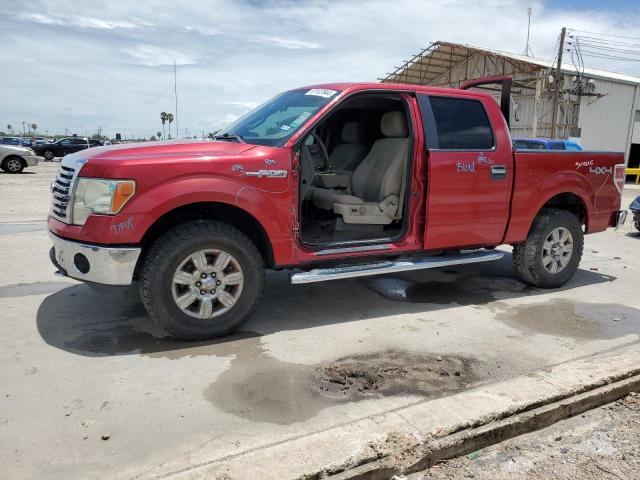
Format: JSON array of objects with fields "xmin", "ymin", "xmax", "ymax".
[{"xmin": 33, "ymin": 137, "xmax": 103, "ymax": 160}]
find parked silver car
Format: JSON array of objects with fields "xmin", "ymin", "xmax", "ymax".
[{"xmin": 0, "ymin": 144, "xmax": 40, "ymax": 173}]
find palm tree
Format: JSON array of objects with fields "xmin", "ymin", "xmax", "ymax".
[
  {"xmin": 31, "ymin": 123, "xmax": 37, "ymax": 134},
  {"xmin": 160, "ymin": 112, "xmax": 168, "ymax": 140},
  {"xmin": 157, "ymin": 131, "xmax": 162, "ymax": 140},
  {"xmin": 7, "ymin": 124, "xmax": 12, "ymax": 134},
  {"xmin": 167, "ymin": 113, "xmax": 174, "ymax": 139}
]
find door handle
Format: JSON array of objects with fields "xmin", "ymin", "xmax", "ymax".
[{"xmin": 490, "ymin": 165, "xmax": 507, "ymax": 180}]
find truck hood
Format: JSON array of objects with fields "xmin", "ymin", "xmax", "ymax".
[{"xmin": 78, "ymin": 139, "xmax": 256, "ymax": 162}]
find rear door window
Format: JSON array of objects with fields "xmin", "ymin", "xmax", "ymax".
[{"xmin": 427, "ymin": 96, "xmax": 494, "ymax": 150}]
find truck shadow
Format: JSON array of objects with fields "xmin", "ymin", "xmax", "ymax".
[{"xmin": 36, "ymin": 251, "xmax": 617, "ymax": 357}]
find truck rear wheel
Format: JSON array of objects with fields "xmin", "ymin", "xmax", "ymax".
[
  {"xmin": 512, "ymin": 208, "xmax": 583, "ymax": 288},
  {"xmin": 139, "ymin": 221, "xmax": 264, "ymax": 340}
]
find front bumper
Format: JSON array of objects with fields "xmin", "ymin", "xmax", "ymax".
[
  {"xmin": 24, "ymin": 155, "xmax": 39, "ymax": 167},
  {"xmin": 49, "ymin": 231, "xmax": 141, "ymax": 286},
  {"xmin": 614, "ymin": 210, "xmax": 628, "ymax": 231}
]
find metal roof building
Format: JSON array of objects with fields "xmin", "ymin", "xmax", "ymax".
[{"xmin": 381, "ymin": 41, "xmax": 640, "ymax": 167}]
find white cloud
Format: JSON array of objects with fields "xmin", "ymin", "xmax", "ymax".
[
  {"xmin": 1, "ymin": 0, "xmax": 639, "ymax": 139},
  {"xmin": 257, "ymin": 36, "xmax": 320, "ymax": 50},
  {"xmin": 222, "ymin": 100, "xmax": 260, "ymax": 109},
  {"xmin": 18, "ymin": 12, "xmax": 146, "ymax": 30},
  {"xmin": 122, "ymin": 44, "xmax": 198, "ymax": 66}
]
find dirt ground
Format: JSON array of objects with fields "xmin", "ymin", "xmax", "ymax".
[{"xmin": 409, "ymin": 393, "xmax": 640, "ymax": 480}]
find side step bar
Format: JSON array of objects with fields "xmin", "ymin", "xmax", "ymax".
[{"xmin": 290, "ymin": 250, "xmax": 503, "ymax": 284}]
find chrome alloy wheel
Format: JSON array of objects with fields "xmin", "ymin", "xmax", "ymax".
[
  {"xmin": 171, "ymin": 249, "xmax": 244, "ymax": 319},
  {"xmin": 6, "ymin": 158, "xmax": 22, "ymax": 172},
  {"xmin": 542, "ymin": 227, "xmax": 574, "ymax": 274}
]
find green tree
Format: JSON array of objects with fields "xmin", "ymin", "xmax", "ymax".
[
  {"xmin": 160, "ymin": 112, "xmax": 168, "ymax": 140},
  {"xmin": 31, "ymin": 123, "xmax": 37, "ymax": 134},
  {"xmin": 167, "ymin": 113, "xmax": 174, "ymax": 139},
  {"xmin": 7, "ymin": 124, "xmax": 12, "ymax": 134},
  {"xmin": 157, "ymin": 131, "xmax": 162, "ymax": 140}
]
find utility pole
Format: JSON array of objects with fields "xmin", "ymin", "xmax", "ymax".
[
  {"xmin": 550, "ymin": 27, "xmax": 566, "ymax": 139},
  {"xmin": 174, "ymin": 60, "xmax": 179, "ymax": 139}
]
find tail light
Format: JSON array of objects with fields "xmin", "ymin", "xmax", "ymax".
[{"xmin": 614, "ymin": 164, "xmax": 626, "ymax": 194}]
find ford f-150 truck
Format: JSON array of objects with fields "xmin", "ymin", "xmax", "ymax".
[{"xmin": 48, "ymin": 82, "xmax": 628, "ymax": 340}]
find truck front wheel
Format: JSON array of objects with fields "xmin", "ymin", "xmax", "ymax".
[
  {"xmin": 512, "ymin": 208, "xmax": 584, "ymax": 288},
  {"xmin": 139, "ymin": 221, "xmax": 264, "ymax": 340}
]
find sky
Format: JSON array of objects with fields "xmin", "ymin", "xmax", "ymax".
[{"xmin": 0, "ymin": 0, "xmax": 639, "ymax": 139}]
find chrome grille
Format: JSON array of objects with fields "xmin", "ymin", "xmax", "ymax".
[
  {"xmin": 50, "ymin": 155, "xmax": 87, "ymax": 223},
  {"xmin": 51, "ymin": 165, "xmax": 75, "ymax": 221}
]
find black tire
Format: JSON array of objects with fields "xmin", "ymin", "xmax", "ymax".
[
  {"xmin": 1, "ymin": 156, "xmax": 25, "ymax": 173},
  {"xmin": 634, "ymin": 214, "xmax": 640, "ymax": 233},
  {"xmin": 43, "ymin": 150, "xmax": 55, "ymax": 161},
  {"xmin": 139, "ymin": 221, "xmax": 264, "ymax": 340},
  {"xmin": 512, "ymin": 208, "xmax": 584, "ymax": 288}
]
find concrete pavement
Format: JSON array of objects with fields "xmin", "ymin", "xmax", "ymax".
[{"xmin": 1, "ymin": 163, "xmax": 639, "ymax": 479}]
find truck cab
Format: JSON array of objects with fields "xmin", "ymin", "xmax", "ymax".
[{"xmin": 48, "ymin": 82, "xmax": 627, "ymax": 340}]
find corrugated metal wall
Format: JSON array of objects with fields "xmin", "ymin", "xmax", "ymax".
[{"xmin": 578, "ymin": 80, "xmax": 636, "ymax": 156}]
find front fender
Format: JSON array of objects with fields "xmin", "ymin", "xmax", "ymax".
[
  {"xmin": 129, "ymin": 174, "xmax": 289, "ymax": 239},
  {"xmin": 50, "ymin": 173, "xmax": 294, "ymax": 265}
]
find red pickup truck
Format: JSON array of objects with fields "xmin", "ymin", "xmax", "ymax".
[{"xmin": 48, "ymin": 82, "xmax": 627, "ymax": 340}]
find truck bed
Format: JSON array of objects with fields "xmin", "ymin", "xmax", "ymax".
[{"xmin": 504, "ymin": 150, "xmax": 625, "ymax": 244}]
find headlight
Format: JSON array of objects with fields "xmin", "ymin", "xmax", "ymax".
[{"xmin": 72, "ymin": 178, "xmax": 136, "ymax": 226}]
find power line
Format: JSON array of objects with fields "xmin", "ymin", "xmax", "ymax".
[
  {"xmin": 566, "ymin": 27, "xmax": 640, "ymax": 65},
  {"xmin": 567, "ymin": 28, "xmax": 640, "ymax": 42},
  {"xmin": 568, "ymin": 42, "xmax": 640, "ymax": 57},
  {"xmin": 575, "ymin": 47, "xmax": 640, "ymax": 62},
  {"xmin": 571, "ymin": 36, "xmax": 640, "ymax": 48}
]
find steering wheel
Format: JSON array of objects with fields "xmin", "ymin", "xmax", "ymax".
[{"xmin": 311, "ymin": 132, "xmax": 330, "ymax": 171}]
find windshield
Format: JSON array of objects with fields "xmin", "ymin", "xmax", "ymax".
[{"xmin": 218, "ymin": 88, "xmax": 340, "ymax": 147}]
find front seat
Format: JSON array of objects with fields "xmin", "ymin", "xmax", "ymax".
[
  {"xmin": 328, "ymin": 122, "xmax": 368, "ymax": 171},
  {"xmin": 312, "ymin": 111, "xmax": 409, "ymax": 225}
]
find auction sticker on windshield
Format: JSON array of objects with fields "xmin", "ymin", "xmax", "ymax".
[{"xmin": 305, "ymin": 89, "xmax": 337, "ymax": 98}]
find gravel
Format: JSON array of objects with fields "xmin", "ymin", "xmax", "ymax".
[{"xmin": 409, "ymin": 393, "xmax": 640, "ymax": 480}]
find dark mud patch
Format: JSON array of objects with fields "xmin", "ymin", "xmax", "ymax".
[
  {"xmin": 0, "ymin": 281, "xmax": 73, "ymax": 298},
  {"xmin": 316, "ymin": 351, "xmax": 476, "ymax": 399},
  {"xmin": 364, "ymin": 275, "xmax": 528, "ymax": 305},
  {"xmin": 205, "ymin": 347, "xmax": 479, "ymax": 425},
  {"xmin": 496, "ymin": 299, "xmax": 640, "ymax": 339}
]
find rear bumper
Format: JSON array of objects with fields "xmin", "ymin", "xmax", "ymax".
[{"xmin": 48, "ymin": 231, "xmax": 141, "ymax": 286}]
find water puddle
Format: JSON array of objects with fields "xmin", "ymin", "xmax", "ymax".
[
  {"xmin": 364, "ymin": 275, "xmax": 528, "ymax": 305},
  {"xmin": 495, "ymin": 299, "xmax": 640, "ymax": 339}
]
